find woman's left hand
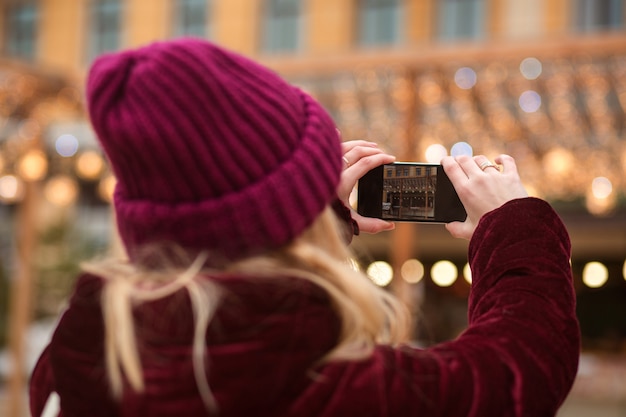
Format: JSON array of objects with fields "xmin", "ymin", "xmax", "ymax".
[
  {"xmin": 337, "ymin": 140, "xmax": 396, "ymax": 234},
  {"xmin": 441, "ymin": 154, "xmax": 528, "ymax": 240}
]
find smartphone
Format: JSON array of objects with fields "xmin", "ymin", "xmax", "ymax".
[{"xmin": 357, "ymin": 162, "xmax": 467, "ymax": 223}]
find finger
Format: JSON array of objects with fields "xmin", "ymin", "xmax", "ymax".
[
  {"xmin": 456, "ymin": 155, "xmax": 484, "ymax": 178},
  {"xmin": 352, "ymin": 212, "xmax": 395, "ymax": 234},
  {"xmin": 341, "ymin": 152, "xmax": 395, "ymax": 186},
  {"xmin": 472, "ymin": 155, "xmax": 500, "ymax": 174},
  {"xmin": 342, "ymin": 144, "xmax": 386, "ymax": 168},
  {"xmin": 494, "ymin": 154, "xmax": 516, "ymax": 174},
  {"xmin": 338, "ymin": 156, "xmax": 393, "ymax": 200},
  {"xmin": 337, "ymin": 152, "xmax": 395, "ymax": 202},
  {"xmin": 444, "ymin": 221, "xmax": 470, "ymax": 240},
  {"xmin": 340, "ymin": 140, "xmax": 379, "ymax": 155},
  {"xmin": 441, "ymin": 156, "xmax": 469, "ymax": 184}
]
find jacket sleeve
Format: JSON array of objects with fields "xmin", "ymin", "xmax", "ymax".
[
  {"xmin": 331, "ymin": 198, "xmax": 359, "ymax": 243},
  {"xmin": 459, "ymin": 197, "xmax": 580, "ymax": 414},
  {"xmin": 29, "ymin": 345, "xmax": 55, "ymax": 417},
  {"xmin": 299, "ymin": 198, "xmax": 580, "ymax": 417},
  {"xmin": 41, "ymin": 274, "xmax": 120, "ymax": 417},
  {"xmin": 406, "ymin": 197, "xmax": 580, "ymax": 416}
]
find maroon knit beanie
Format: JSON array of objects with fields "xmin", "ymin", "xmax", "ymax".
[{"xmin": 86, "ymin": 38, "xmax": 342, "ymax": 260}]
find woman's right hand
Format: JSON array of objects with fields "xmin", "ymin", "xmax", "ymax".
[
  {"xmin": 441, "ymin": 154, "xmax": 528, "ymax": 240},
  {"xmin": 337, "ymin": 140, "xmax": 396, "ymax": 234}
]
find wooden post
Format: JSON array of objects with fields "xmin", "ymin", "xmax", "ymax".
[
  {"xmin": 390, "ymin": 68, "xmax": 420, "ymax": 340},
  {"xmin": 7, "ymin": 180, "xmax": 38, "ymax": 417},
  {"xmin": 390, "ymin": 223, "xmax": 416, "ymax": 305}
]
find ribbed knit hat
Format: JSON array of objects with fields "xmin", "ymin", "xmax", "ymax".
[{"xmin": 86, "ymin": 38, "xmax": 342, "ymax": 260}]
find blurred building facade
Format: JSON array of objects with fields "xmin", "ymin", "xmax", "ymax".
[{"xmin": 1, "ymin": 1, "xmax": 626, "ymax": 416}]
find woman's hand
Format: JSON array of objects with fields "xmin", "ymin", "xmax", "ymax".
[
  {"xmin": 337, "ymin": 140, "xmax": 396, "ymax": 234},
  {"xmin": 441, "ymin": 154, "xmax": 528, "ymax": 240}
]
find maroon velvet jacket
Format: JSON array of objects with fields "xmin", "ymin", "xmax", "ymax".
[{"xmin": 29, "ymin": 198, "xmax": 580, "ymax": 416}]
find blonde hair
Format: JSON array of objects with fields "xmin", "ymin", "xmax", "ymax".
[{"xmin": 82, "ymin": 206, "xmax": 411, "ymax": 412}]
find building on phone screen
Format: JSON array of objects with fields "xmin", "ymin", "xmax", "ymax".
[
  {"xmin": 383, "ymin": 165, "xmax": 437, "ymax": 220},
  {"xmin": 1, "ymin": 2, "xmax": 625, "ymax": 416}
]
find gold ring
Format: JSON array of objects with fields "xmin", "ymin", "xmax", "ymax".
[
  {"xmin": 479, "ymin": 161, "xmax": 499, "ymax": 171},
  {"xmin": 342, "ymin": 156, "xmax": 351, "ymax": 167}
]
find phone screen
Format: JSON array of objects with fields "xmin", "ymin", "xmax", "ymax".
[{"xmin": 357, "ymin": 163, "xmax": 467, "ymax": 223}]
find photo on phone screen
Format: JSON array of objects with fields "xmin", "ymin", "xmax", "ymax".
[{"xmin": 357, "ymin": 163, "xmax": 467, "ymax": 223}]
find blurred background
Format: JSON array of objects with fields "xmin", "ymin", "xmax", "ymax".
[{"xmin": 0, "ymin": 0, "xmax": 625, "ymax": 416}]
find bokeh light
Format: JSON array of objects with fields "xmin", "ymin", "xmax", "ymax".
[
  {"xmin": 463, "ymin": 263, "xmax": 472, "ymax": 284},
  {"xmin": 75, "ymin": 150, "xmax": 105, "ymax": 180},
  {"xmin": 17, "ymin": 150, "xmax": 48, "ymax": 181},
  {"xmin": 55, "ymin": 134, "xmax": 79, "ymax": 157},
  {"xmin": 431, "ymin": 260, "xmax": 457, "ymax": 287},
  {"xmin": 582, "ymin": 262, "xmax": 608, "ymax": 288},
  {"xmin": 543, "ymin": 148, "xmax": 574, "ymax": 177},
  {"xmin": 0, "ymin": 175, "xmax": 25, "ymax": 203},
  {"xmin": 98, "ymin": 175, "xmax": 116, "ymax": 203},
  {"xmin": 401, "ymin": 259, "xmax": 424, "ymax": 284},
  {"xmin": 591, "ymin": 177, "xmax": 612, "ymax": 199},
  {"xmin": 450, "ymin": 141, "xmax": 473, "ymax": 157},
  {"xmin": 425, "ymin": 144, "xmax": 448, "ymax": 163},
  {"xmin": 44, "ymin": 175, "xmax": 79, "ymax": 206},
  {"xmin": 519, "ymin": 90, "xmax": 541, "ymax": 113},
  {"xmin": 519, "ymin": 57, "xmax": 542, "ymax": 80},
  {"xmin": 454, "ymin": 67, "xmax": 477, "ymax": 89},
  {"xmin": 586, "ymin": 177, "xmax": 616, "ymax": 216},
  {"xmin": 366, "ymin": 261, "xmax": 394, "ymax": 287}
]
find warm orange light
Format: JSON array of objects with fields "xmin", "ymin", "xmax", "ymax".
[
  {"xmin": 543, "ymin": 148, "xmax": 574, "ymax": 178},
  {"xmin": 98, "ymin": 175, "xmax": 116, "ymax": 203},
  {"xmin": 44, "ymin": 175, "xmax": 78, "ymax": 207},
  {"xmin": 463, "ymin": 263, "xmax": 472, "ymax": 284},
  {"xmin": 0, "ymin": 175, "xmax": 25, "ymax": 203},
  {"xmin": 401, "ymin": 259, "xmax": 424, "ymax": 284},
  {"xmin": 75, "ymin": 151, "xmax": 105, "ymax": 180},
  {"xmin": 582, "ymin": 262, "xmax": 608, "ymax": 288},
  {"xmin": 366, "ymin": 261, "xmax": 394, "ymax": 287},
  {"xmin": 431, "ymin": 260, "xmax": 457, "ymax": 287},
  {"xmin": 17, "ymin": 150, "xmax": 48, "ymax": 181}
]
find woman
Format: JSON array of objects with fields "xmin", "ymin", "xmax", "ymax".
[{"xmin": 30, "ymin": 38, "xmax": 579, "ymax": 417}]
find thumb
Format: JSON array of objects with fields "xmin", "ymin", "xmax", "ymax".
[{"xmin": 445, "ymin": 221, "xmax": 472, "ymax": 240}]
